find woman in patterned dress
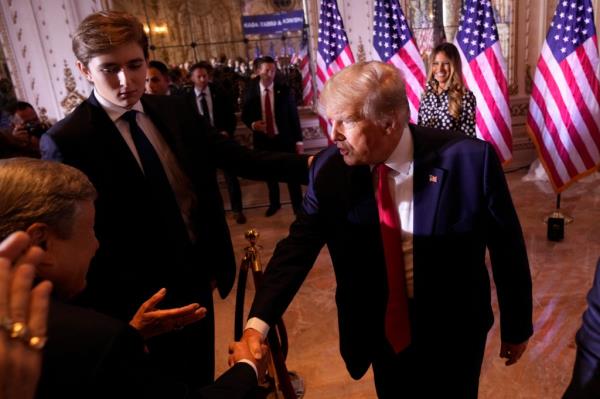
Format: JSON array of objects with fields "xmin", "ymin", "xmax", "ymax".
[{"xmin": 417, "ymin": 42, "xmax": 476, "ymax": 137}]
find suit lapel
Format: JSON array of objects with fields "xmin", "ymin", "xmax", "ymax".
[
  {"xmin": 412, "ymin": 125, "xmax": 446, "ymax": 236},
  {"xmin": 141, "ymin": 95, "xmax": 195, "ymax": 178}
]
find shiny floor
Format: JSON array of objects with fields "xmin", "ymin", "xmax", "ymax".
[{"xmin": 213, "ymin": 166, "xmax": 600, "ymax": 398}]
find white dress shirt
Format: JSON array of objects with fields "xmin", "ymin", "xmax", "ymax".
[
  {"xmin": 194, "ymin": 85, "xmax": 214, "ymax": 126},
  {"xmin": 246, "ymin": 125, "xmax": 415, "ymax": 339},
  {"xmin": 259, "ymin": 81, "xmax": 278, "ymax": 135},
  {"xmin": 94, "ymin": 90, "xmax": 197, "ymax": 242}
]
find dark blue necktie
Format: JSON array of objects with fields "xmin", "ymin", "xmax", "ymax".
[
  {"xmin": 199, "ymin": 92, "xmax": 211, "ymax": 125},
  {"xmin": 122, "ymin": 110, "xmax": 189, "ymax": 244}
]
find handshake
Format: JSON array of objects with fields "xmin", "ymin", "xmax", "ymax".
[{"xmin": 228, "ymin": 328, "xmax": 270, "ymax": 381}]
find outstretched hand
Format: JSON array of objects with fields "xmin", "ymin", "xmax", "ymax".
[{"xmin": 129, "ymin": 288, "xmax": 207, "ymax": 340}]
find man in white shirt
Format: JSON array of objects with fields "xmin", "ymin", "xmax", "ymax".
[
  {"xmin": 239, "ymin": 61, "xmax": 533, "ymax": 398},
  {"xmin": 241, "ymin": 56, "xmax": 304, "ymax": 217}
]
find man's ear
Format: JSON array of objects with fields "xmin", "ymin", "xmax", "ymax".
[
  {"xmin": 76, "ymin": 60, "xmax": 94, "ymax": 84},
  {"xmin": 25, "ymin": 223, "xmax": 50, "ymax": 250}
]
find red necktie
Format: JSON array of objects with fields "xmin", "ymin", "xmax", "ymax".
[
  {"xmin": 376, "ymin": 163, "xmax": 411, "ymax": 353},
  {"xmin": 264, "ymin": 88, "xmax": 275, "ymax": 137}
]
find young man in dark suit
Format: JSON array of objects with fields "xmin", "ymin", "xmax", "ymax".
[
  {"xmin": 239, "ymin": 61, "xmax": 533, "ymax": 398},
  {"xmin": 40, "ymin": 11, "xmax": 307, "ymax": 390},
  {"xmin": 241, "ymin": 56, "xmax": 304, "ymax": 216},
  {"xmin": 189, "ymin": 61, "xmax": 246, "ymax": 224}
]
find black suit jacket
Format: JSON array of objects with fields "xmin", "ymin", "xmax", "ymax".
[
  {"xmin": 249, "ymin": 125, "xmax": 533, "ymax": 379},
  {"xmin": 188, "ymin": 83, "xmax": 237, "ymax": 136},
  {"xmin": 37, "ymin": 299, "xmax": 257, "ymax": 399},
  {"xmin": 241, "ymin": 79, "xmax": 302, "ymax": 152},
  {"xmin": 41, "ymin": 93, "xmax": 308, "ymax": 320}
]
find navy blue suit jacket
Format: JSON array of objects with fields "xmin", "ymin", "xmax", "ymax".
[
  {"xmin": 37, "ymin": 299, "xmax": 257, "ymax": 399},
  {"xmin": 564, "ymin": 258, "xmax": 600, "ymax": 399},
  {"xmin": 249, "ymin": 124, "xmax": 533, "ymax": 379}
]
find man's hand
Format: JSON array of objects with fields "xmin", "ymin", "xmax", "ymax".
[
  {"xmin": 251, "ymin": 120, "xmax": 267, "ymax": 133},
  {"xmin": 129, "ymin": 288, "xmax": 207, "ymax": 339},
  {"xmin": 240, "ymin": 328, "xmax": 266, "ymax": 360},
  {"xmin": 227, "ymin": 340, "xmax": 269, "ymax": 380},
  {"xmin": 500, "ymin": 340, "xmax": 528, "ymax": 366},
  {"xmin": 0, "ymin": 232, "xmax": 53, "ymax": 399}
]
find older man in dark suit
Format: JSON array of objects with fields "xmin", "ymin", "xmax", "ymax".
[
  {"xmin": 241, "ymin": 56, "xmax": 304, "ymax": 216},
  {"xmin": 239, "ymin": 61, "xmax": 533, "ymax": 398},
  {"xmin": 40, "ymin": 11, "xmax": 307, "ymax": 390}
]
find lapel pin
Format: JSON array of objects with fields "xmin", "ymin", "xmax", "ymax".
[{"xmin": 429, "ymin": 174, "xmax": 438, "ymax": 183}]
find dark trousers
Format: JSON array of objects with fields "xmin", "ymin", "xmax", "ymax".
[
  {"xmin": 223, "ymin": 169, "xmax": 243, "ymax": 213},
  {"xmin": 372, "ymin": 302, "xmax": 487, "ymax": 398},
  {"xmin": 266, "ymin": 180, "xmax": 303, "ymax": 211},
  {"xmin": 254, "ymin": 133, "xmax": 303, "ymax": 212}
]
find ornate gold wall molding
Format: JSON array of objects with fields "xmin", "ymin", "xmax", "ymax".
[
  {"xmin": 60, "ymin": 60, "xmax": 86, "ymax": 114},
  {"xmin": 510, "ymin": 101, "xmax": 528, "ymax": 117}
]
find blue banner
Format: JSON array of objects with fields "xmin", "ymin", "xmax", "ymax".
[{"xmin": 242, "ymin": 10, "xmax": 304, "ymax": 36}]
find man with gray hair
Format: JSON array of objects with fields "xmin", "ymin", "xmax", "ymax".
[
  {"xmin": 0, "ymin": 157, "xmax": 265, "ymax": 398},
  {"xmin": 240, "ymin": 61, "xmax": 533, "ymax": 397}
]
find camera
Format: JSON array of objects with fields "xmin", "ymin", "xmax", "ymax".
[{"xmin": 23, "ymin": 121, "xmax": 48, "ymax": 138}]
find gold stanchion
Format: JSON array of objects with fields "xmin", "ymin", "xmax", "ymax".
[{"xmin": 234, "ymin": 229, "xmax": 300, "ymax": 399}]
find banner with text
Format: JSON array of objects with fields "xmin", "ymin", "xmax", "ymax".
[{"xmin": 242, "ymin": 10, "xmax": 304, "ymax": 35}]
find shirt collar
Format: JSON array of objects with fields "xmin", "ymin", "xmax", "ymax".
[
  {"xmin": 194, "ymin": 85, "xmax": 211, "ymax": 97},
  {"xmin": 259, "ymin": 81, "xmax": 274, "ymax": 93},
  {"xmin": 384, "ymin": 124, "xmax": 413, "ymax": 175},
  {"xmin": 94, "ymin": 89, "xmax": 144, "ymax": 123}
]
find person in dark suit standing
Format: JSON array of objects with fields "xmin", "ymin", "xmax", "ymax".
[
  {"xmin": 0, "ymin": 158, "xmax": 267, "ymax": 399},
  {"xmin": 239, "ymin": 61, "xmax": 533, "ymax": 398},
  {"xmin": 241, "ymin": 56, "xmax": 304, "ymax": 216},
  {"xmin": 40, "ymin": 11, "xmax": 307, "ymax": 390},
  {"xmin": 563, "ymin": 258, "xmax": 600, "ymax": 399},
  {"xmin": 189, "ymin": 61, "xmax": 246, "ymax": 224}
]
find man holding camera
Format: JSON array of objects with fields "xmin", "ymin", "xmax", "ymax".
[{"xmin": 7, "ymin": 101, "xmax": 50, "ymax": 157}]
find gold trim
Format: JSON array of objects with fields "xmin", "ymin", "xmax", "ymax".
[
  {"xmin": 60, "ymin": 60, "xmax": 86, "ymax": 114},
  {"xmin": 525, "ymin": 63, "xmax": 533, "ymax": 95}
]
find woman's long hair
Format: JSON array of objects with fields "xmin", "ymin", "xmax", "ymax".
[{"xmin": 427, "ymin": 43, "xmax": 467, "ymax": 120}]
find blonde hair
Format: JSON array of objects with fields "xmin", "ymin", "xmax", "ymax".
[
  {"xmin": 427, "ymin": 43, "xmax": 467, "ymax": 120},
  {"xmin": 72, "ymin": 11, "xmax": 148, "ymax": 66},
  {"xmin": 321, "ymin": 61, "xmax": 409, "ymax": 127},
  {"xmin": 0, "ymin": 158, "xmax": 97, "ymax": 240}
]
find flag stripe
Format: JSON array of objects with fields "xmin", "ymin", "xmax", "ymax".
[
  {"xmin": 538, "ymin": 53, "xmax": 595, "ymax": 169},
  {"xmin": 562, "ymin": 53, "xmax": 600, "ymax": 158},
  {"xmin": 530, "ymin": 75, "xmax": 580, "ymax": 177},
  {"xmin": 527, "ymin": 102, "xmax": 569, "ymax": 187},
  {"xmin": 543, "ymin": 44, "xmax": 600, "ymax": 164},
  {"xmin": 373, "ymin": 0, "xmax": 425, "ymax": 125},
  {"xmin": 455, "ymin": 1, "xmax": 512, "ymax": 164},
  {"xmin": 463, "ymin": 50, "xmax": 512, "ymax": 161},
  {"xmin": 526, "ymin": 0, "xmax": 600, "ymax": 192}
]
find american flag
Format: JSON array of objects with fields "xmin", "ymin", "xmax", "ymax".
[
  {"xmin": 527, "ymin": 0, "xmax": 600, "ymax": 192},
  {"xmin": 455, "ymin": 0, "xmax": 512, "ymax": 164},
  {"xmin": 299, "ymin": 29, "xmax": 314, "ymax": 106},
  {"xmin": 372, "ymin": 0, "xmax": 426, "ymax": 123},
  {"xmin": 317, "ymin": 0, "xmax": 355, "ymax": 136}
]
